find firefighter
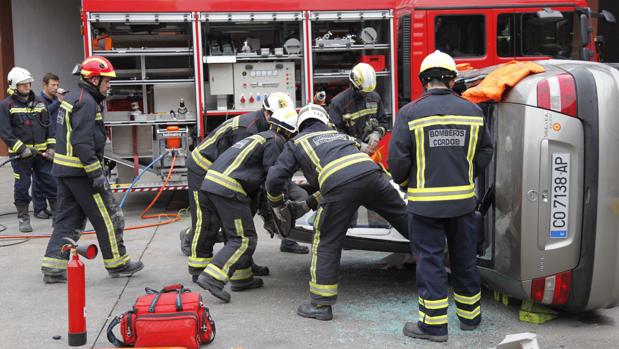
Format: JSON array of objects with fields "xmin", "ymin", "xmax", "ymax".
[
  {"xmin": 0, "ymin": 67, "xmax": 56, "ymax": 232},
  {"xmin": 195, "ymin": 108, "xmax": 299, "ymax": 303},
  {"xmin": 41, "ymin": 56, "xmax": 143, "ymax": 284},
  {"xmin": 265, "ymin": 104, "xmax": 409, "ymax": 320},
  {"xmin": 388, "ymin": 50, "xmax": 493, "ymax": 342},
  {"xmin": 182, "ymin": 93, "xmax": 309, "ymax": 277},
  {"xmin": 327, "ymin": 63, "xmax": 388, "ymax": 154}
]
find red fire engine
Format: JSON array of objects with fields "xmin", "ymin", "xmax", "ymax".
[{"xmin": 80, "ymin": 0, "xmax": 606, "ymax": 191}]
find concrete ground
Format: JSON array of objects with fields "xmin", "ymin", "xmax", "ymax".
[{"xmin": 0, "ymin": 162, "xmax": 618, "ymax": 349}]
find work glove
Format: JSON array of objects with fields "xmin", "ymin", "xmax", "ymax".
[
  {"xmin": 273, "ymin": 206, "xmax": 286, "ymax": 222},
  {"xmin": 359, "ymin": 142, "xmax": 371, "ymax": 154},
  {"xmin": 43, "ymin": 148, "xmax": 55, "ymax": 160},
  {"xmin": 285, "ymin": 200, "xmax": 311, "ymax": 220},
  {"xmin": 365, "ymin": 130, "xmax": 382, "ymax": 154},
  {"xmin": 19, "ymin": 147, "xmax": 34, "ymax": 159},
  {"xmin": 91, "ymin": 173, "xmax": 108, "ymax": 192}
]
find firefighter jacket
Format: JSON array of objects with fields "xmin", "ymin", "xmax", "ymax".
[
  {"xmin": 201, "ymin": 130, "xmax": 286, "ymax": 201},
  {"xmin": 51, "ymin": 81, "xmax": 107, "ymax": 179},
  {"xmin": 388, "ymin": 88, "xmax": 493, "ymax": 218},
  {"xmin": 187, "ymin": 110, "xmax": 269, "ymax": 176},
  {"xmin": 266, "ymin": 121, "xmax": 380, "ymax": 207},
  {"xmin": 327, "ymin": 87, "xmax": 388, "ymax": 141},
  {"xmin": 0, "ymin": 90, "xmax": 54, "ymax": 155}
]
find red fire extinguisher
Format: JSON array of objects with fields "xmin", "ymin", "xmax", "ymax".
[{"xmin": 61, "ymin": 238, "xmax": 98, "ymax": 347}]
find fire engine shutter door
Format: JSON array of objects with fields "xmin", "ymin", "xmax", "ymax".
[
  {"xmin": 310, "ymin": 10, "xmax": 391, "ymax": 21},
  {"xmin": 89, "ymin": 13, "xmax": 192, "ymax": 23},
  {"xmin": 201, "ymin": 12, "xmax": 303, "ymax": 23}
]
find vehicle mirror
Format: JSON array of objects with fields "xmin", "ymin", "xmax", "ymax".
[
  {"xmin": 580, "ymin": 14, "xmax": 589, "ymax": 46},
  {"xmin": 599, "ymin": 10, "xmax": 617, "ymax": 24},
  {"xmin": 536, "ymin": 8, "xmax": 564, "ymax": 21}
]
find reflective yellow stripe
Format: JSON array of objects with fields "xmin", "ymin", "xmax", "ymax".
[
  {"xmin": 93, "ymin": 193, "xmax": 120, "ymax": 259},
  {"xmin": 196, "ymin": 117, "xmax": 238, "ymax": 154},
  {"xmin": 42, "ymin": 257, "xmax": 68, "ymax": 269},
  {"xmin": 222, "ymin": 219, "xmax": 249, "ymax": 275},
  {"xmin": 104, "ymin": 254, "xmax": 130, "ymax": 269},
  {"xmin": 46, "ymin": 138, "xmax": 56, "ymax": 145},
  {"xmin": 309, "ymin": 281, "xmax": 338, "ymax": 297},
  {"xmin": 188, "ymin": 257, "xmax": 212, "ymax": 268},
  {"xmin": 310, "ymin": 207, "xmax": 323, "ymax": 284},
  {"xmin": 456, "ymin": 306, "xmax": 481, "ymax": 320},
  {"xmin": 408, "ymin": 115, "xmax": 484, "ymax": 130},
  {"xmin": 414, "ymin": 128, "xmax": 425, "ymax": 188},
  {"xmin": 95, "ymin": 112, "xmax": 103, "ymax": 121},
  {"xmin": 342, "ymin": 107, "xmax": 378, "ymax": 123},
  {"xmin": 191, "ymin": 191, "xmax": 202, "ymax": 258},
  {"xmin": 454, "ymin": 292, "xmax": 481, "ymax": 305},
  {"xmin": 318, "ymin": 153, "xmax": 373, "ymax": 188},
  {"xmin": 25, "ymin": 143, "xmax": 48, "ymax": 151},
  {"xmin": 60, "ymin": 101, "xmax": 74, "ymax": 112},
  {"xmin": 267, "ymin": 192, "xmax": 283, "ymax": 203},
  {"xmin": 419, "ymin": 297, "xmax": 449, "ymax": 309},
  {"xmin": 205, "ymin": 170, "xmax": 247, "ymax": 196},
  {"xmin": 84, "ymin": 161, "xmax": 102, "ymax": 173},
  {"xmin": 9, "ymin": 107, "xmax": 46, "ymax": 114},
  {"xmin": 230, "ymin": 267, "xmax": 253, "ymax": 281},
  {"xmin": 223, "ymin": 135, "xmax": 265, "ymax": 176},
  {"xmin": 419, "ymin": 311, "xmax": 448, "ymax": 325},
  {"xmin": 295, "ymin": 130, "xmax": 338, "ymax": 144},
  {"xmin": 10, "ymin": 140, "xmax": 24, "ymax": 153},
  {"xmin": 407, "ymin": 184, "xmax": 475, "ymax": 202},
  {"xmin": 62, "ymin": 103, "xmax": 73, "ymax": 156},
  {"xmin": 191, "ymin": 150, "xmax": 212, "ymax": 171},
  {"xmin": 54, "ymin": 153, "xmax": 85, "ymax": 168},
  {"xmin": 13, "ymin": 173, "xmax": 20, "ymax": 179},
  {"xmin": 298, "ymin": 139, "xmax": 322, "ymax": 171},
  {"xmin": 467, "ymin": 125, "xmax": 479, "ymax": 185},
  {"xmin": 205, "ymin": 263, "xmax": 229, "ymax": 282}
]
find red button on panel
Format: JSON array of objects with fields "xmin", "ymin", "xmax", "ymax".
[
  {"xmin": 240, "ymin": 96, "xmax": 246, "ymax": 103},
  {"xmin": 249, "ymin": 96, "xmax": 255, "ymax": 103}
]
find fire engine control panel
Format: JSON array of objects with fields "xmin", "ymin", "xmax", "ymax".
[{"xmin": 233, "ymin": 62, "xmax": 295, "ymax": 110}]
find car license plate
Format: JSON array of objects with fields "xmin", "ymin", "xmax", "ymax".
[{"xmin": 550, "ymin": 153, "xmax": 570, "ymax": 239}]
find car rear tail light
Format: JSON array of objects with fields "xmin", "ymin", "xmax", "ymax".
[
  {"xmin": 530, "ymin": 270, "xmax": 572, "ymax": 305},
  {"xmin": 537, "ymin": 73, "xmax": 577, "ymax": 117}
]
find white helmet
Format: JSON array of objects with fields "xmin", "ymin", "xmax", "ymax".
[
  {"xmin": 263, "ymin": 92, "xmax": 295, "ymax": 113},
  {"xmin": 7, "ymin": 67, "xmax": 34, "ymax": 90},
  {"xmin": 269, "ymin": 108, "xmax": 298, "ymax": 133},
  {"xmin": 349, "ymin": 63, "xmax": 376, "ymax": 93},
  {"xmin": 297, "ymin": 103, "xmax": 330, "ymax": 129},
  {"xmin": 419, "ymin": 50, "xmax": 457, "ymax": 81}
]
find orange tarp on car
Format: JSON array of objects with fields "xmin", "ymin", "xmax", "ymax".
[{"xmin": 462, "ymin": 61, "xmax": 545, "ymax": 104}]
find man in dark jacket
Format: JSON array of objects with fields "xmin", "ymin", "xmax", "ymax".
[
  {"xmin": 0, "ymin": 67, "xmax": 56, "ymax": 232},
  {"xmin": 195, "ymin": 108, "xmax": 299, "ymax": 303},
  {"xmin": 266, "ymin": 104, "xmax": 408, "ymax": 321},
  {"xmin": 388, "ymin": 51, "xmax": 493, "ymax": 342},
  {"xmin": 41, "ymin": 56, "xmax": 143, "ymax": 284}
]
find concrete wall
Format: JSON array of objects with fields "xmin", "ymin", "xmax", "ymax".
[{"xmin": 11, "ymin": 0, "xmax": 83, "ymax": 93}]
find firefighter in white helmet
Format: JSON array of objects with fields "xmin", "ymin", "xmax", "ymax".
[
  {"xmin": 182, "ymin": 92, "xmax": 309, "ymax": 282},
  {"xmin": 388, "ymin": 50, "xmax": 493, "ymax": 342},
  {"xmin": 195, "ymin": 108, "xmax": 299, "ymax": 303},
  {"xmin": 327, "ymin": 62, "xmax": 388, "ymax": 155},
  {"xmin": 0, "ymin": 67, "xmax": 56, "ymax": 232}
]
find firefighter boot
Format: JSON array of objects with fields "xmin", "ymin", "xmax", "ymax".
[
  {"xmin": 16, "ymin": 205, "xmax": 33, "ymax": 232},
  {"xmin": 47, "ymin": 199, "xmax": 56, "ymax": 216},
  {"xmin": 42, "ymin": 269, "xmax": 67, "ymax": 284},
  {"xmin": 34, "ymin": 210, "xmax": 52, "ymax": 219},
  {"xmin": 108, "ymin": 260, "xmax": 144, "ymax": 278},
  {"xmin": 297, "ymin": 302, "xmax": 333, "ymax": 321},
  {"xmin": 280, "ymin": 239, "xmax": 309, "ymax": 254},
  {"xmin": 251, "ymin": 263, "xmax": 270, "ymax": 276},
  {"xmin": 402, "ymin": 322, "xmax": 448, "ymax": 343},
  {"xmin": 231, "ymin": 277, "xmax": 264, "ymax": 292},
  {"xmin": 196, "ymin": 273, "xmax": 231, "ymax": 303},
  {"xmin": 179, "ymin": 227, "xmax": 193, "ymax": 256}
]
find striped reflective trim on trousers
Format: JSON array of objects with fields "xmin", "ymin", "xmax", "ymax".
[
  {"xmin": 230, "ymin": 267, "xmax": 253, "ymax": 281},
  {"xmin": 93, "ymin": 193, "xmax": 121, "ymax": 261},
  {"xmin": 309, "ymin": 280, "xmax": 338, "ymax": 297},
  {"xmin": 41, "ymin": 257, "xmax": 68, "ymax": 269}
]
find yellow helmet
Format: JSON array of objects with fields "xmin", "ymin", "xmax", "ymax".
[
  {"xmin": 419, "ymin": 50, "xmax": 457, "ymax": 83},
  {"xmin": 349, "ymin": 63, "xmax": 376, "ymax": 93}
]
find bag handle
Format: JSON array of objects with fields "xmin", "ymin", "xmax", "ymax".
[
  {"xmin": 147, "ymin": 284, "xmax": 188, "ymax": 312},
  {"xmin": 106, "ymin": 316, "xmax": 126, "ymax": 347}
]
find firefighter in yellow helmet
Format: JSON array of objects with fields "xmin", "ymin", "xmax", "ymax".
[
  {"xmin": 388, "ymin": 50, "xmax": 493, "ymax": 342},
  {"xmin": 41, "ymin": 56, "xmax": 144, "ymax": 283},
  {"xmin": 327, "ymin": 63, "xmax": 388, "ymax": 155}
]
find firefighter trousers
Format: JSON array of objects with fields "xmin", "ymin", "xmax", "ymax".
[
  {"xmin": 201, "ymin": 192, "xmax": 258, "ymax": 288},
  {"xmin": 41, "ymin": 176, "xmax": 130, "ymax": 273},
  {"xmin": 187, "ymin": 168, "xmax": 222, "ymax": 274},
  {"xmin": 11, "ymin": 156, "xmax": 56, "ymax": 209},
  {"xmin": 310, "ymin": 171, "xmax": 408, "ymax": 305},
  {"xmin": 410, "ymin": 211, "xmax": 481, "ymax": 336}
]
